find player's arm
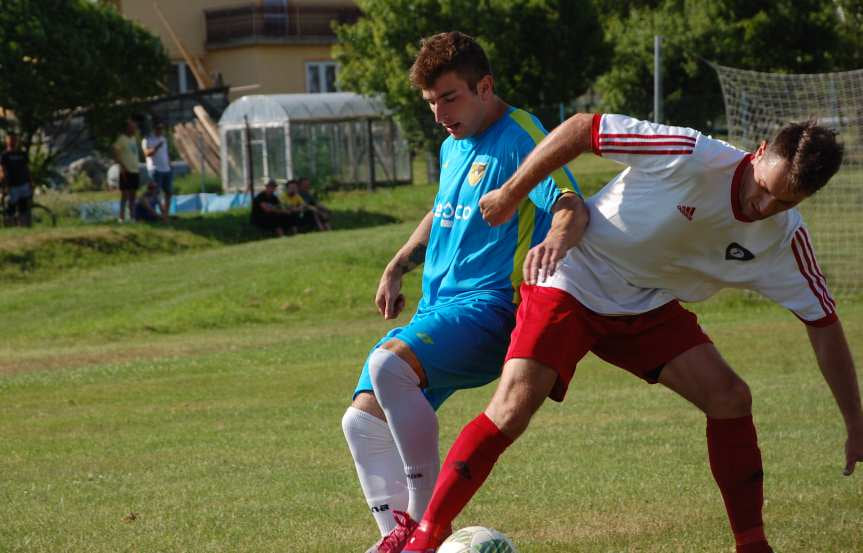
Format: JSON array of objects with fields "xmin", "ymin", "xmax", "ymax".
[
  {"xmin": 375, "ymin": 210, "xmax": 433, "ymax": 319},
  {"xmin": 806, "ymin": 320, "xmax": 863, "ymax": 475},
  {"xmin": 142, "ymin": 138, "xmax": 160, "ymax": 158},
  {"xmin": 480, "ymin": 113, "xmax": 594, "ymax": 226},
  {"xmin": 523, "ymin": 192, "xmax": 589, "ymax": 284}
]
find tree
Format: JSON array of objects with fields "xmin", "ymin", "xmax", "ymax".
[
  {"xmin": 0, "ymin": 0, "xmax": 169, "ymax": 179},
  {"xmin": 595, "ymin": 0, "xmax": 846, "ymax": 129},
  {"xmin": 834, "ymin": 0, "xmax": 863, "ymax": 68},
  {"xmin": 334, "ymin": 0, "xmax": 610, "ymax": 161}
]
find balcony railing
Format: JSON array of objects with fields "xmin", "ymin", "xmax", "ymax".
[{"xmin": 205, "ymin": 3, "xmax": 361, "ymax": 47}]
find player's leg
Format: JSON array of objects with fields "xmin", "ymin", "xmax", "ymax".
[
  {"xmin": 17, "ymin": 190, "xmax": 32, "ymax": 227},
  {"xmin": 659, "ymin": 345, "xmax": 771, "ymax": 553},
  {"xmin": 118, "ymin": 174, "xmax": 128, "ymax": 221},
  {"xmin": 342, "ymin": 391, "xmax": 409, "ymax": 537},
  {"xmin": 158, "ymin": 171, "xmax": 173, "ymax": 222},
  {"xmin": 368, "ymin": 338, "xmax": 440, "ymax": 525},
  {"xmin": 590, "ymin": 300, "xmax": 767, "ymax": 552},
  {"xmin": 373, "ymin": 300, "xmax": 523, "ymax": 530},
  {"xmin": 407, "ymin": 285, "xmax": 595, "ymax": 552},
  {"xmin": 343, "ymin": 330, "xmax": 411, "ymax": 538},
  {"xmin": 128, "ymin": 175, "xmax": 138, "ymax": 221},
  {"xmin": 406, "ymin": 358, "xmax": 558, "ymax": 550}
]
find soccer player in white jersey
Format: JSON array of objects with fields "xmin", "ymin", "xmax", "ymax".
[
  {"xmin": 403, "ymin": 113, "xmax": 862, "ymax": 553},
  {"xmin": 340, "ymin": 32, "xmax": 586, "ymax": 553}
]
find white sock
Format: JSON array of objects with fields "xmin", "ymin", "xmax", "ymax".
[
  {"xmin": 341, "ymin": 406, "xmax": 408, "ymax": 536},
  {"xmin": 368, "ymin": 348, "xmax": 439, "ymax": 522}
]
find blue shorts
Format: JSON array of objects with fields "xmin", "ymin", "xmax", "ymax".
[
  {"xmin": 353, "ymin": 298, "xmax": 515, "ymax": 410},
  {"xmin": 151, "ymin": 170, "xmax": 173, "ymax": 194}
]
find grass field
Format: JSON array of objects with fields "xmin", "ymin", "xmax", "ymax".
[{"xmin": 1, "ymin": 156, "xmax": 862, "ymax": 552}]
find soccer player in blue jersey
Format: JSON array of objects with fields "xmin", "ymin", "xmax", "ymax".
[{"xmin": 340, "ymin": 31, "xmax": 589, "ymax": 553}]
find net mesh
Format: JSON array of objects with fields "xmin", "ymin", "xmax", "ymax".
[{"xmin": 713, "ymin": 63, "xmax": 863, "ymax": 298}]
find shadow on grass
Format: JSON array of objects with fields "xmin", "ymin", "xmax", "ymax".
[{"xmin": 165, "ymin": 208, "xmax": 399, "ymax": 244}]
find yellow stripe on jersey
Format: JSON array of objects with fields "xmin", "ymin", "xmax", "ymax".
[
  {"xmin": 510, "ymin": 198, "xmax": 536, "ymax": 304},
  {"xmin": 509, "ymin": 109, "xmax": 576, "ymax": 194}
]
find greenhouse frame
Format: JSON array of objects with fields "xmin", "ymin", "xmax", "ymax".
[{"xmin": 218, "ymin": 92, "xmax": 412, "ymax": 191}]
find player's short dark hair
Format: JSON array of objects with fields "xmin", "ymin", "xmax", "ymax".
[
  {"xmin": 409, "ymin": 31, "xmax": 492, "ymax": 92},
  {"xmin": 767, "ymin": 120, "xmax": 844, "ymax": 196}
]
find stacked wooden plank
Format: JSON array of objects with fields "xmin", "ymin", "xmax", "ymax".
[{"xmin": 172, "ymin": 117, "xmax": 220, "ymax": 175}]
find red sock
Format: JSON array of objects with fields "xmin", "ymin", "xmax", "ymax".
[
  {"xmin": 420, "ymin": 413, "xmax": 513, "ymax": 531},
  {"xmin": 706, "ymin": 416, "xmax": 771, "ymax": 552}
]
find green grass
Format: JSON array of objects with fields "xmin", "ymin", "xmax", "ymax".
[
  {"xmin": 0, "ymin": 184, "xmax": 437, "ymax": 284},
  {"xmin": 172, "ymin": 172, "xmax": 224, "ymax": 195},
  {"xmin": 1, "ymin": 157, "xmax": 861, "ymax": 552}
]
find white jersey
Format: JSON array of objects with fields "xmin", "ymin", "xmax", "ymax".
[
  {"xmin": 142, "ymin": 134, "xmax": 171, "ymax": 173},
  {"xmin": 542, "ymin": 114, "xmax": 837, "ymax": 326}
]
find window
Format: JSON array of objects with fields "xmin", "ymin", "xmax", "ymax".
[
  {"xmin": 306, "ymin": 62, "xmax": 338, "ymax": 93},
  {"xmin": 166, "ymin": 62, "xmax": 199, "ymax": 95}
]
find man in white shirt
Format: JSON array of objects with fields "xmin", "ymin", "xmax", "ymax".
[
  {"xmin": 404, "ymin": 114, "xmax": 862, "ymax": 553},
  {"xmin": 142, "ymin": 121, "xmax": 173, "ymax": 222}
]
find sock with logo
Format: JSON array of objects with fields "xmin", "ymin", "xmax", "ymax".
[
  {"xmin": 342, "ymin": 406, "xmax": 408, "ymax": 536},
  {"xmin": 368, "ymin": 348, "xmax": 440, "ymax": 522},
  {"xmin": 418, "ymin": 412, "xmax": 513, "ymax": 537},
  {"xmin": 706, "ymin": 415, "xmax": 771, "ymax": 553}
]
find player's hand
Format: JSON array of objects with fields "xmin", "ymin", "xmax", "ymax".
[
  {"xmin": 843, "ymin": 419, "xmax": 863, "ymax": 476},
  {"xmin": 375, "ymin": 271, "xmax": 405, "ymax": 320},
  {"xmin": 523, "ymin": 232, "xmax": 568, "ymax": 285},
  {"xmin": 479, "ymin": 188, "xmax": 519, "ymax": 226}
]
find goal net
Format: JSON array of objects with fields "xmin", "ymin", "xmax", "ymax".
[{"xmin": 713, "ymin": 63, "xmax": 863, "ymax": 299}]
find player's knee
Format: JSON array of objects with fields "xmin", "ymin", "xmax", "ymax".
[
  {"xmin": 708, "ymin": 377, "xmax": 752, "ymax": 417},
  {"xmin": 349, "ymin": 391, "xmax": 385, "ymax": 420},
  {"xmin": 486, "ymin": 384, "xmax": 535, "ymax": 439},
  {"xmin": 368, "ymin": 348, "xmax": 418, "ymax": 392}
]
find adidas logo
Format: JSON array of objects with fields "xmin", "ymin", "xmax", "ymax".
[
  {"xmin": 454, "ymin": 461, "xmax": 472, "ymax": 480},
  {"xmin": 677, "ymin": 204, "xmax": 696, "ymax": 221}
]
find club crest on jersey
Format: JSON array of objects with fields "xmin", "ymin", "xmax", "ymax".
[
  {"xmin": 467, "ymin": 162, "xmax": 487, "ymax": 186},
  {"xmin": 725, "ymin": 242, "xmax": 755, "ymax": 261}
]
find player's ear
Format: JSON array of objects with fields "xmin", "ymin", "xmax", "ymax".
[{"xmin": 478, "ymin": 75, "xmax": 493, "ymax": 99}]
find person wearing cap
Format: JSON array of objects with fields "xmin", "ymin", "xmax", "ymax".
[
  {"xmin": 142, "ymin": 121, "xmax": 173, "ymax": 222},
  {"xmin": 250, "ymin": 179, "xmax": 297, "ymax": 237}
]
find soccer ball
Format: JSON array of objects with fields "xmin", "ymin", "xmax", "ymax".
[{"xmin": 436, "ymin": 526, "xmax": 518, "ymax": 553}]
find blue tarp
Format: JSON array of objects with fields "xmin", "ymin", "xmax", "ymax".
[{"xmin": 79, "ymin": 192, "xmax": 252, "ymax": 221}]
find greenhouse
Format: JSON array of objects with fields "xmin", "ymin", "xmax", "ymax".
[{"xmin": 218, "ymin": 92, "xmax": 412, "ymax": 191}]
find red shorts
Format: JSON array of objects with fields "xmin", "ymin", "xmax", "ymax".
[{"xmin": 506, "ymin": 284, "xmax": 712, "ymax": 402}]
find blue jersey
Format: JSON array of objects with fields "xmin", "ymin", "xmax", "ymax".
[{"xmin": 420, "ymin": 107, "xmax": 580, "ymax": 309}]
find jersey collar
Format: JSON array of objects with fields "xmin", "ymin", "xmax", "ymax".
[{"xmin": 730, "ymin": 153, "xmax": 753, "ymax": 223}]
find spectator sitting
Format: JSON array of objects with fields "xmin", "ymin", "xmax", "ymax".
[
  {"xmin": 134, "ymin": 181, "xmax": 162, "ymax": 222},
  {"xmin": 251, "ymin": 179, "xmax": 297, "ymax": 237},
  {"xmin": 297, "ymin": 176, "xmax": 331, "ymax": 230},
  {"xmin": 284, "ymin": 178, "xmax": 324, "ymax": 232}
]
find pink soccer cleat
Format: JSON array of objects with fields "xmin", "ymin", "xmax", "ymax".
[{"xmin": 365, "ymin": 511, "xmax": 418, "ymax": 553}]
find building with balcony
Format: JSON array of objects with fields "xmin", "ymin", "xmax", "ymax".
[{"xmin": 114, "ymin": 0, "xmax": 360, "ymax": 98}]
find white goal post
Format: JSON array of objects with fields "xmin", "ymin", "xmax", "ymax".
[{"xmin": 713, "ymin": 63, "xmax": 863, "ymax": 298}]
